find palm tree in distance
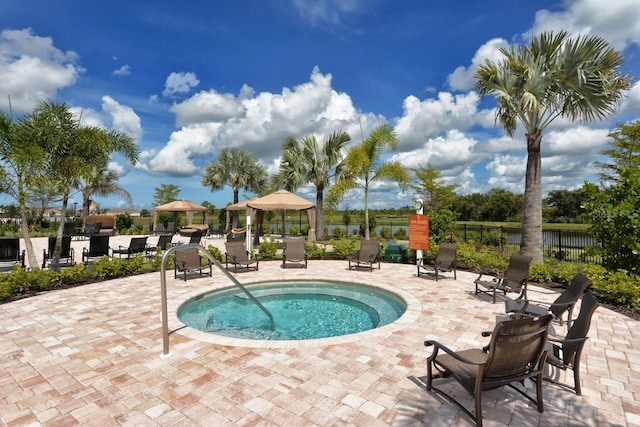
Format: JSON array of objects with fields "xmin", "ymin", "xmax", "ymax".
[
  {"xmin": 76, "ymin": 164, "xmax": 133, "ymax": 222},
  {"xmin": 476, "ymin": 31, "xmax": 631, "ymax": 263},
  {"xmin": 274, "ymin": 130, "xmax": 351, "ymax": 241},
  {"xmin": 328, "ymin": 124, "xmax": 410, "ymax": 240},
  {"xmin": 202, "ymin": 148, "xmax": 267, "ymax": 230}
]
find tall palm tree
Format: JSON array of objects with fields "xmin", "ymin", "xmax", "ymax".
[
  {"xmin": 475, "ymin": 31, "xmax": 631, "ymax": 263},
  {"xmin": 202, "ymin": 148, "xmax": 267, "ymax": 230},
  {"xmin": 31, "ymin": 101, "xmax": 139, "ymax": 270},
  {"xmin": 274, "ymin": 130, "xmax": 351, "ymax": 241},
  {"xmin": 0, "ymin": 109, "xmax": 48, "ymax": 268},
  {"xmin": 76, "ymin": 164, "xmax": 133, "ymax": 223},
  {"xmin": 328, "ymin": 125, "xmax": 410, "ymax": 240}
]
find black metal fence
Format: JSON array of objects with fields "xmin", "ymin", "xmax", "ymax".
[{"xmin": 454, "ymin": 224, "xmax": 600, "ymax": 263}]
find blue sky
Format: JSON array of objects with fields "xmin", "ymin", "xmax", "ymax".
[{"xmin": 2, "ymin": 0, "xmax": 640, "ymax": 211}]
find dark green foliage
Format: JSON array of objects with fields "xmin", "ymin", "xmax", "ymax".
[
  {"xmin": 88, "ymin": 255, "xmax": 144, "ymax": 280},
  {"xmin": 115, "ymin": 213, "xmax": 133, "ymax": 231},
  {"xmin": 428, "ymin": 209, "xmax": 457, "ymax": 244},
  {"xmin": 258, "ymin": 238, "xmax": 278, "ymax": 259},
  {"xmin": 206, "ymin": 245, "xmax": 224, "ymax": 263},
  {"xmin": 331, "ymin": 238, "xmax": 357, "ymax": 259},
  {"xmin": 584, "ymin": 167, "xmax": 640, "ymax": 274}
]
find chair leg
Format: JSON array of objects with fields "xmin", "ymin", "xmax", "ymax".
[{"xmin": 536, "ymin": 372, "xmax": 544, "ymax": 412}]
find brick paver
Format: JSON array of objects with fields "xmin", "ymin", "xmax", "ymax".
[{"xmin": 1, "ymin": 235, "xmax": 638, "ymax": 426}]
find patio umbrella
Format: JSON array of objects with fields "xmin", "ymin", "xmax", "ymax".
[
  {"xmin": 152, "ymin": 198, "xmax": 208, "ymax": 233},
  {"xmin": 247, "ymin": 190, "xmax": 316, "ymax": 245}
]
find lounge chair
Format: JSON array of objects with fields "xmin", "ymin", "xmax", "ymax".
[
  {"xmin": 544, "ymin": 292, "xmax": 599, "ymax": 395},
  {"xmin": 82, "ymin": 235, "xmax": 110, "ymax": 264},
  {"xmin": 282, "ymin": 238, "xmax": 307, "ymax": 269},
  {"xmin": 505, "ymin": 273, "xmax": 592, "ymax": 328},
  {"xmin": 111, "ymin": 236, "xmax": 148, "ymax": 259},
  {"xmin": 146, "ymin": 234, "xmax": 173, "ymax": 257},
  {"xmin": 474, "ymin": 254, "xmax": 532, "ymax": 303},
  {"xmin": 348, "ymin": 239, "xmax": 381, "ymax": 272},
  {"xmin": 175, "ymin": 230, "xmax": 204, "ymax": 246},
  {"xmin": 424, "ymin": 314, "xmax": 553, "ymax": 426},
  {"xmin": 0, "ymin": 238, "xmax": 25, "ymax": 270},
  {"xmin": 224, "ymin": 241, "xmax": 259, "ymax": 273},
  {"xmin": 417, "ymin": 243, "xmax": 457, "ymax": 281},
  {"xmin": 42, "ymin": 236, "xmax": 75, "ymax": 269},
  {"xmin": 174, "ymin": 247, "xmax": 212, "ymax": 281}
]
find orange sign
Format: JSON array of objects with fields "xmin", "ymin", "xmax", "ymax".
[{"xmin": 409, "ymin": 214, "xmax": 429, "ymax": 250}]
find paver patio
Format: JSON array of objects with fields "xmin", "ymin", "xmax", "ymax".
[{"xmin": 1, "ymin": 235, "xmax": 639, "ymax": 426}]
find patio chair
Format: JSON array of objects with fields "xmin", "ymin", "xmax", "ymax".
[
  {"xmin": 417, "ymin": 243, "xmax": 457, "ymax": 281},
  {"xmin": 474, "ymin": 254, "xmax": 532, "ymax": 303},
  {"xmin": 424, "ymin": 314, "xmax": 553, "ymax": 426},
  {"xmin": 82, "ymin": 235, "xmax": 110, "ymax": 264},
  {"xmin": 145, "ymin": 234, "xmax": 173, "ymax": 257},
  {"xmin": 174, "ymin": 247, "xmax": 212, "ymax": 281},
  {"xmin": 544, "ymin": 292, "xmax": 599, "ymax": 395},
  {"xmin": 175, "ymin": 230, "xmax": 204, "ymax": 246},
  {"xmin": 227, "ymin": 227, "xmax": 246, "ymax": 242},
  {"xmin": 111, "ymin": 236, "xmax": 148, "ymax": 260},
  {"xmin": 348, "ymin": 239, "xmax": 381, "ymax": 272},
  {"xmin": 505, "ymin": 273, "xmax": 592, "ymax": 328},
  {"xmin": 282, "ymin": 238, "xmax": 307, "ymax": 269},
  {"xmin": 42, "ymin": 236, "xmax": 75, "ymax": 269},
  {"xmin": 0, "ymin": 238, "xmax": 25, "ymax": 270},
  {"xmin": 224, "ymin": 241, "xmax": 259, "ymax": 273}
]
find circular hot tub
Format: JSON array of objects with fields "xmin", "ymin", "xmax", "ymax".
[{"xmin": 177, "ymin": 280, "xmax": 407, "ymax": 340}]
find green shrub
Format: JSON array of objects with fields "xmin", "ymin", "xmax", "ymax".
[
  {"xmin": 331, "ymin": 238, "xmax": 357, "ymax": 260},
  {"xmin": 393, "ymin": 227, "xmax": 407, "ymax": 240},
  {"xmin": 591, "ymin": 270, "xmax": 640, "ymax": 308},
  {"xmin": 306, "ymin": 242, "xmax": 326, "ymax": 259},
  {"xmin": 332, "ymin": 226, "xmax": 347, "ymax": 239},
  {"xmin": 529, "ymin": 261, "xmax": 554, "ymax": 283},
  {"xmin": 258, "ymin": 238, "xmax": 278, "ymax": 259},
  {"xmin": 288, "ymin": 226, "xmax": 299, "ymax": 236},
  {"xmin": 88, "ymin": 255, "xmax": 144, "ymax": 280},
  {"xmin": 552, "ymin": 262, "xmax": 580, "ymax": 285},
  {"xmin": 379, "ymin": 226, "xmax": 392, "ymax": 239},
  {"xmin": 206, "ymin": 245, "xmax": 224, "ymax": 263}
]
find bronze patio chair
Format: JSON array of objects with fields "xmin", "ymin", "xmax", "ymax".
[
  {"xmin": 348, "ymin": 239, "xmax": 381, "ymax": 272},
  {"xmin": 474, "ymin": 253, "xmax": 532, "ymax": 303},
  {"xmin": 174, "ymin": 246, "xmax": 212, "ymax": 281},
  {"xmin": 544, "ymin": 291, "xmax": 599, "ymax": 395},
  {"xmin": 282, "ymin": 238, "xmax": 307, "ymax": 269},
  {"xmin": 424, "ymin": 314, "xmax": 553, "ymax": 426},
  {"xmin": 417, "ymin": 243, "xmax": 457, "ymax": 281},
  {"xmin": 505, "ymin": 273, "xmax": 592, "ymax": 328},
  {"xmin": 224, "ymin": 241, "xmax": 259, "ymax": 273}
]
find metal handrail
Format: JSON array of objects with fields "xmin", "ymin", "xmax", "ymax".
[{"xmin": 159, "ymin": 243, "xmax": 274, "ymax": 358}]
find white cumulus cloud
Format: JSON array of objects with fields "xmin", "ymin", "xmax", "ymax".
[
  {"xmin": 162, "ymin": 71, "xmax": 200, "ymax": 98},
  {"xmin": 0, "ymin": 28, "xmax": 84, "ymax": 113}
]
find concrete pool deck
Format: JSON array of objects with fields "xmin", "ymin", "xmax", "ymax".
[{"xmin": 1, "ymin": 235, "xmax": 639, "ymax": 426}]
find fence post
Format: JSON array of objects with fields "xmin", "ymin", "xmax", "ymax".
[{"xmin": 558, "ymin": 229, "xmax": 563, "ymax": 260}]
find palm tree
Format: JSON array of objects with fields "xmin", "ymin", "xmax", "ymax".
[
  {"xmin": 202, "ymin": 148, "xmax": 267, "ymax": 230},
  {"xmin": 76, "ymin": 164, "xmax": 133, "ymax": 223},
  {"xmin": 475, "ymin": 31, "xmax": 631, "ymax": 263},
  {"xmin": 328, "ymin": 125, "xmax": 410, "ymax": 240},
  {"xmin": 31, "ymin": 101, "xmax": 139, "ymax": 270},
  {"xmin": 0, "ymin": 109, "xmax": 48, "ymax": 268},
  {"xmin": 273, "ymin": 130, "xmax": 351, "ymax": 241}
]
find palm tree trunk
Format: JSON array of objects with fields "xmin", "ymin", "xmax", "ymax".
[
  {"xmin": 17, "ymin": 186, "xmax": 38, "ymax": 269},
  {"xmin": 50, "ymin": 196, "xmax": 70, "ymax": 272},
  {"xmin": 521, "ymin": 131, "xmax": 543, "ymax": 263},
  {"xmin": 315, "ymin": 183, "xmax": 325, "ymax": 241},
  {"xmin": 364, "ymin": 183, "xmax": 370, "ymax": 240},
  {"xmin": 232, "ymin": 189, "xmax": 239, "ymax": 229}
]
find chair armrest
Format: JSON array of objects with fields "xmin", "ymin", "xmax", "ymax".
[{"xmin": 424, "ymin": 340, "xmax": 485, "ymax": 365}]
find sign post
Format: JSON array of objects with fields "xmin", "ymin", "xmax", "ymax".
[{"xmin": 409, "ymin": 213, "xmax": 429, "ymax": 265}]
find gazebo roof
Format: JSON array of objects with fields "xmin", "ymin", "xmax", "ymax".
[
  {"xmin": 153, "ymin": 199, "xmax": 207, "ymax": 212},
  {"xmin": 247, "ymin": 190, "xmax": 314, "ymax": 211}
]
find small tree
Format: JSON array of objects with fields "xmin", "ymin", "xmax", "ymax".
[{"xmin": 583, "ymin": 166, "xmax": 640, "ymax": 274}]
